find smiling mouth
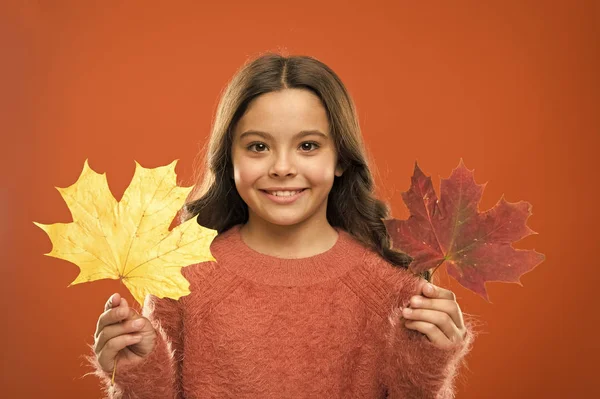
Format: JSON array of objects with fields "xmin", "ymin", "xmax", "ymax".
[{"xmin": 260, "ymin": 189, "xmax": 307, "ymax": 197}]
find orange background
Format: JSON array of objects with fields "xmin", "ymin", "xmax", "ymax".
[{"xmin": 2, "ymin": 1, "xmax": 598, "ymax": 398}]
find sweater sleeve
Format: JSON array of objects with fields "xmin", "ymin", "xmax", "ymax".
[
  {"xmin": 84, "ymin": 292, "xmax": 184, "ymax": 399},
  {"xmin": 381, "ymin": 270, "xmax": 477, "ymax": 399}
]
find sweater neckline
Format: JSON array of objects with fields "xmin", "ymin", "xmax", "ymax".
[{"xmin": 209, "ymin": 224, "xmax": 367, "ymax": 286}]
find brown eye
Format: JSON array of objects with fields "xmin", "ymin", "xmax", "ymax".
[
  {"xmin": 248, "ymin": 143, "xmax": 267, "ymax": 152},
  {"xmin": 300, "ymin": 142, "xmax": 320, "ymax": 152}
]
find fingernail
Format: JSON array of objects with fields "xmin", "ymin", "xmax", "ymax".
[
  {"xmin": 117, "ymin": 308, "xmax": 127, "ymax": 318},
  {"xmin": 411, "ymin": 296, "xmax": 421, "ymax": 306},
  {"xmin": 402, "ymin": 307, "xmax": 412, "ymax": 316},
  {"xmin": 132, "ymin": 319, "xmax": 144, "ymax": 328},
  {"xmin": 425, "ymin": 284, "xmax": 434, "ymax": 294}
]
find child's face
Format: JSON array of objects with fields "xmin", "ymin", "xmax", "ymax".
[{"xmin": 231, "ymin": 88, "xmax": 343, "ymax": 228}]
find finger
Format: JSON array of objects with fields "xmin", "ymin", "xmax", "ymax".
[
  {"xmin": 95, "ymin": 304, "xmax": 132, "ymax": 340},
  {"xmin": 97, "ymin": 333, "xmax": 143, "ymax": 369},
  {"xmin": 403, "ymin": 320, "xmax": 453, "ymax": 348},
  {"xmin": 119, "ymin": 297, "xmax": 128, "ymax": 313},
  {"xmin": 420, "ymin": 283, "xmax": 456, "ymax": 301},
  {"xmin": 94, "ymin": 315, "xmax": 147, "ymax": 355},
  {"xmin": 402, "ymin": 307, "xmax": 461, "ymax": 343},
  {"xmin": 104, "ymin": 293, "xmax": 119, "ymax": 312},
  {"xmin": 408, "ymin": 296, "xmax": 464, "ymax": 329},
  {"xmin": 120, "ymin": 297, "xmax": 142, "ymax": 317}
]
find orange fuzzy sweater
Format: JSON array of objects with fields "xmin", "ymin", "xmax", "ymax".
[{"xmin": 87, "ymin": 224, "xmax": 475, "ymax": 398}]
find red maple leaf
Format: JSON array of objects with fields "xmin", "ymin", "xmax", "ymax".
[{"xmin": 384, "ymin": 159, "xmax": 545, "ymax": 302}]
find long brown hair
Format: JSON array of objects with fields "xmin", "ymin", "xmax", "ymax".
[{"xmin": 181, "ymin": 52, "xmax": 431, "ymax": 282}]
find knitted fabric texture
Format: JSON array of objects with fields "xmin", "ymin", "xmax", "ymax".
[{"xmin": 86, "ymin": 224, "xmax": 476, "ymax": 398}]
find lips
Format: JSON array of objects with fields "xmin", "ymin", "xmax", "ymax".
[
  {"xmin": 261, "ymin": 189, "xmax": 306, "ymax": 197},
  {"xmin": 259, "ymin": 188, "xmax": 308, "ymax": 204}
]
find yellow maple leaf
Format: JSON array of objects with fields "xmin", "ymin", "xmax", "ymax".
[{"xmin": 34, "ymin": 159, "xmax": 218, "ymax": 305}]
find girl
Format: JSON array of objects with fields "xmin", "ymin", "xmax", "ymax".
[{"xmin": 89, "ymin": 53, "xmax": 475, "ymax": 398}]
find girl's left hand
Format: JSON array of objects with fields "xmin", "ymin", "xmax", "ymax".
[{"xmin": 401, "ymin": 282, "xmax": 467, "ymax": 349}]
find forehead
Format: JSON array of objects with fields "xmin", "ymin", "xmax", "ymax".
[{"xmin": 234, "ymin": 89, "xmax": 329, "ymax": 138}]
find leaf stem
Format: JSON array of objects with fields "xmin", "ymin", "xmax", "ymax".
[
  {"xmin": 430, "ymin": 259, "xmax": 445, "ymax": 279},
  {"xmin": 111, "ymin": 352, "xmax": 118, "ymax": 386}
]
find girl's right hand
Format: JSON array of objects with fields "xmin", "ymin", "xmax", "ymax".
[{"xmin": 93, "ymin": 293, "xmax": 157, "ymax": 373}]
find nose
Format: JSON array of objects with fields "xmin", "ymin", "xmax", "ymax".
[{"xmin": 268, "ymin": 152, "xmax": 297, "ymax": 177}]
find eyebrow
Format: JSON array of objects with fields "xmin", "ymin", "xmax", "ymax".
[{"xmin": 239, "ymin": 129, "xmax": 328, "ymax": 141}]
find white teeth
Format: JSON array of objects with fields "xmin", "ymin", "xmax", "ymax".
[{"xmin": 266, "ymin": 190, "xmax": 303, "ymax": 197}]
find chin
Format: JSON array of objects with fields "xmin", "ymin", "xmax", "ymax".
[
  {"xmin": 251, "ymin": 209, "xmax": 317, "ymax": 228},
  {"xmin": 261, "ymin": 215, "xmax": 308, "ymax": 227}
]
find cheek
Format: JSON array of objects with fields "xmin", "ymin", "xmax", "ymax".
[
  {"xmin": 303, "ymin": 159, "xmax": 337, "ymax": 185},
  {"xmin": 233, "ymin": 158, "xmax": 262, "ymax": 188}
]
